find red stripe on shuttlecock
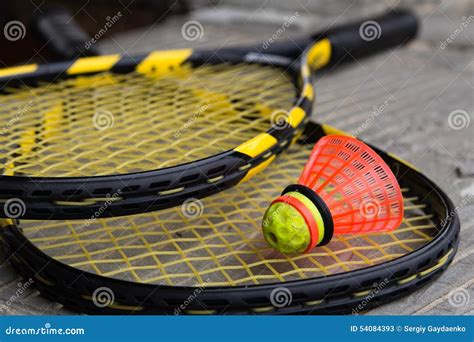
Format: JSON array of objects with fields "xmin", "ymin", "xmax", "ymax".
[{"xmin": 271, "ymin": 195, "xmax": 320, "ymax": 251}]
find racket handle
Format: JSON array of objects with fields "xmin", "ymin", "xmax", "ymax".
[
  {"xmin": 260, "ymin": 9, "xmax": 418, "ymax": 65},
  {"xmin": 322, "ymin": 9, "xmax": 418, "ymax": 66},
  {"xmin": 31, "ymin": 6, "xmax": 100, "ymax": 60}
]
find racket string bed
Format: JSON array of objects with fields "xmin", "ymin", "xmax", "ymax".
[
  {"xmin": 0, "ymin": 65, "xmax": 295, "ymax": 177},
  {"xmin": 0, "ymin": 122, "xmax": 459, "ymax": 314},
  {"xmin": 18, "ymin": 142, "xmax": 437, "ymax": 287}
]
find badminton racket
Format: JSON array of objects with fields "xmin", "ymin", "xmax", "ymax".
[
  {"xmin": 0, "ymin": 120, "xmax": 459, "ymax": 314},
  {"xmin": 0, "ymin": 10, "xmax": 418, "ymax": 220}
]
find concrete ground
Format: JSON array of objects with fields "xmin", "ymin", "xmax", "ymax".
[{"xmin": 1, "ymin": 0, "xmax": 472, "ymax": 314}]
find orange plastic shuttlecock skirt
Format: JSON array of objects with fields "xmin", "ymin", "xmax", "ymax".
[{"xmin": 262, "ymin": 135, "xmax": 404, "ymax": 254}]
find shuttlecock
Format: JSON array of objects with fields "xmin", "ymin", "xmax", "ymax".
[{"xmin": 262, "ymin": 135, "xmax": 404, "ymax": 254}]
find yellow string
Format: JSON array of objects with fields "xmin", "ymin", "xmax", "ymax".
[{"xmin": 19, "ymin": 142, "xmax": 438, "ymax": 287}]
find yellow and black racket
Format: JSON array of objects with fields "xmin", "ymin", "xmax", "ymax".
[
  {"xmin": 0, "ymin": 10, "xmax": 418, "ymax": 220},
  {"xmin": 0, "ymin": 121, "xmax": 459, "ymax": 314}
]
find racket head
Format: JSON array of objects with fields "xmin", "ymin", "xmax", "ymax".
[
  {"xmin": 0, "ymin": 122, "xmax": 460, "ymax": 314},
  {"xmin": 0, "ymin": 47, "xmax": 316, "ymax": 220},
  {"xmin": 0, "ymin": 9, "xmax": 419, "ymax": 220}
]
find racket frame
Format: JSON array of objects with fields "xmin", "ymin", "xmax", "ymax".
[
  {"xmin": 0, "ymin": 122, "xmax": 460, "ymax": 315},
  {"xmin": 0, "ymin": 48, "xmax": 315, "ymax": 220},
  {"xmin": 0, "ymin": 9, "xmax": 419, "ymax": 220}
]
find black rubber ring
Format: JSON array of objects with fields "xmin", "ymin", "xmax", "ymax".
[{"xmin": 282, "ymin": 184, "xmax": 334, "ymax": 246}]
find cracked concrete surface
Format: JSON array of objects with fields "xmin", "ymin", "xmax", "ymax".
[{"xmin": 1, "ymin": 1, "xmax": 472, "ymax": 315}]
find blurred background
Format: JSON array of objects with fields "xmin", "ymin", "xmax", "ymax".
[
  {"xmin": 0, "ymin": 0, "xmax": 473, "ymax": 64},
  {"xmin": 0, "ymin": 0, "xmax": 472, "ymax": 315}
]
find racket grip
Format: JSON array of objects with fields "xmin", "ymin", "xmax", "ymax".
[
  {"xmin": 237, "ymin": 9, "xmax": 417, "ymax": 66},
  {"xmin": 323, "ymin": 9, "xmax": 418, "ymax": 66},
  {"xmin": 31, "ymin": 6, "xmax": 100, "ymax": 60}
]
